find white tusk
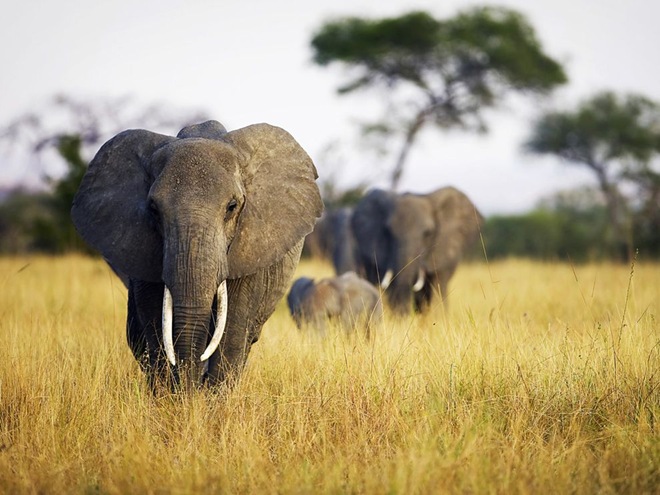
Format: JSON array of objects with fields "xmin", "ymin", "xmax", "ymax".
[
  {"xmin": 200, "ymin": 280, "xmax": 228, "ymax": 362},
  {"xmin": 162, "ymin": 286, "xmax": 176, "ymax": 366},
  {"xmin": 412, "ymin": 270, "xmax": 425, "ymax": 292},
  {"xmin": 380, "ymin": 269, "xmax": 394, "ymax": 289}
]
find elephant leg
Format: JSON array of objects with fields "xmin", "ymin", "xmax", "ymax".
[
  {"xmin": 413, "ymin": 278, "xmax": 434, "ymax": 312},
  {"xmin": 130, "ymin": 280, "xmax": 173, "ymax": 391},
  {"xmin": 126, "ymin": 282, "xmax": 148, "ymax": 373},
  {"xmin": 205, "ymin": 283, "xmax": 253, "ymax": 389},
  {"xmin": 206, "ymin": 241, "xmax": 304, "ymax": 389},
  {"xmin": 437, "ymin": 265, "xmax": 457, "ymax": 308}
]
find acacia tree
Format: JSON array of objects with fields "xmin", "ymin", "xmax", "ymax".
[
  {"xmin": 311, "ymin": 7, "xmax": 567, "ymax": 189},
  {"xmin": 525, "ymin": 91, "xmax": 660, "ymax": 259}
]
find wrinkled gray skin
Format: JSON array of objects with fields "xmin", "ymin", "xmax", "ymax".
[
  {"xmin": 351, "ymin": 186, "xmax": 483, "ymax": 313},
  {"xmin": 287, "ymin": 271, "xmax": 382, "ymax": 336},
  {"xmin": 72, "ymin": 120, "xmax": 323, "ymax": 392},
  {"xmin": 303, "ymin": 207, "xmax": 356, "ymax": 275}
]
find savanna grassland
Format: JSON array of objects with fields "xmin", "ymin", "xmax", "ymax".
[{"xmin": 0, "ymin": 255, "xmax": 658, "ymax": 494}]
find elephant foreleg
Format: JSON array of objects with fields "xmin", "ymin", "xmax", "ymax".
[
  {"xmin": 129, "ymin": 280, "xmax": 173, "ymax": 391},
  {"xmin": 206, "ymin": 241, "xmax": 304, "ymax": 389},
  {"xmin": 126, "ymin": 283, "xmax": 148, "ymax": 373},
  {"xmin": 413, "ymin": 277, "xmax": 434, "ymax": 312}
]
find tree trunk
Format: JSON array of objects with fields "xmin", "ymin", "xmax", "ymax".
[
  {"xmin": 390, "ymin": 110, "xmax": 428, "ymax": 191},
  {"xmin": 590, "ymin": 161, "xmax": 631, "ymax": 261}
]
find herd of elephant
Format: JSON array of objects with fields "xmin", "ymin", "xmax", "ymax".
[
  {"xmin": 292, "ymin": 185, "xmax": 484, "ymax": 326},
  {"xmin": 71, "ymin": 120, "xmax": 483, "ymax": 393}
]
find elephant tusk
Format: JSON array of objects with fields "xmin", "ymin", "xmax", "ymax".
[
  {"xmin": 380, "ymin": 269, "xmax": 394, "ymax": 289},
  {"xmin": 412, "ymin": 270, "xmax": 425, "ymax": 292},
  {"xmin": 162, "ymin": 286, "xmax": 176, "ymax": 366},
  {"xmin": 200, "ymin": 280, "xmax": 228, "ymax": 362}
]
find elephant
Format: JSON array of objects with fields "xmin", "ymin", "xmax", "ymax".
[
  {"xmin": 287, "ymin": 271, "xmax": 382, "ymax": 336},
  {"xmin": 351, "ymin": 186, "xmax": 483, "ymax": 313},
  {"xmin": 71, "ymin": 120, "xmax": 323, "ymax": 391},
  {"xmin": 302, "ymin": 207, "xmax": 357, "ymax": 275}
]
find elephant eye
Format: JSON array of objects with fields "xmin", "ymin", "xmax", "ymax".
[
  {"xmin": 148, "ymin": 200, "xmax": 159, "ymax": 217},
  {"xmin": 225, "ymin": 198, "xmax": 238, "ymax": 218}
]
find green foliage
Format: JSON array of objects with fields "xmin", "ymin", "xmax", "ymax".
[
  {"xmin": 48, "ymin": 135, "xmax": 91, "ymax": 252},
  {"xmin": 525, "ymin": 91, "xmax": 660, "ymax": 165},
  {"xmin": 483, "ymin": 189, "xmax": 610, "ymax": 260},
  {"xmin": 312, "ymin": 7, "xmax": 566, "ymax": 97},
  {"xmin": 525, "ymin": 91, "xmax": 660, "ymax": 260},
  {"xmin": 0, "ymin": 136, "xmax": 95, "ymax": 254},
  {"xmin": 312, "ymin": 11, "xmax": 442, "ymax": 91},
  {"xmin": 0, "ymin": 189, "xmax": 56, "ymax": 252},
  {"xmin": 629, "ymin": 167, "xmax": 660, "ymax": 257},
  {"xmin": 484, "ymin": 211, "xmax": 561, "ymax": 259}
]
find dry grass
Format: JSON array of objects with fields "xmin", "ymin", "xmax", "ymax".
[{"xmin": 0, "ymin": 255, "xmax": 658, "ymax": 494}]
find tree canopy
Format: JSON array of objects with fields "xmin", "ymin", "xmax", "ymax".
[
  {"xmin": 525, "ymin": 91, "xmax": 660, "ymax": 259},
  {"xmin": 311, "ymin": 7, "xmax": 567, "ymax": 188},
  {"xmin": 525, "ymin": 91, "xmax": 660, "ymax": 169}
]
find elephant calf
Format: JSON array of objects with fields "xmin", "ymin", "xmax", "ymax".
[{"xmin": 287, "ymin": 272, "xmax": 383, "ymax": 336}]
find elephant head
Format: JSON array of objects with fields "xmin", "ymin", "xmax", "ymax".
[
  {"xmin": 72, "ymin": 120, "xmax": 323, "ymax": 389},
  {"xmin": 351, "ymin": 186, "xmax": 483, "ymax": 313}
]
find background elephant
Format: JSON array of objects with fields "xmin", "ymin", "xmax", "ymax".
[
  {"xmin": 302, "ymin": 207, "xmax": 357, "ymax": 275},
  {"xmin": 351, "ymin": 186, "xmax": 483, "ymax": 313},
  {"xmin": 287, "ymin": 271, "xmax": 383, "ymax": 336},
  {"xmin": 72, "ymin": 120, "xmax": 323, "ymax": 391}
]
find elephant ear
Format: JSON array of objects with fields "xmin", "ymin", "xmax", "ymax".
[
  {"xmin": 71, "ymin": 129, "xmax": 176, "ymax": 282},
  {"xmin": 427, "ymin": 186, "xmax": 484, "ymax": 269},
  {"xmin": 223, "ymin": 124, "xmax": 323, "ymax": 278}
]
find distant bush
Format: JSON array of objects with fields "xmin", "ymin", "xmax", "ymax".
[
  {"xmin": 482, "ymin": 204, "xmax": 609, "ymax": 261},
  {"xmin": 0, "ymin": 188, "xmax": 58, "ymax": 253}
]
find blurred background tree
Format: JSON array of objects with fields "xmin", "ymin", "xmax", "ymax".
[
  {"xmin": 311, "ymin": 7, "xmax": 567, "ymax": 190},
  {"xmin": 525, "ymin": 91, "xmax": 660, "ymax": 260}
]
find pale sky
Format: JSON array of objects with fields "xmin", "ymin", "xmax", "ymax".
[{"xmin": 1, "ymin": 0, "xmax": 658, "ymax": 214}]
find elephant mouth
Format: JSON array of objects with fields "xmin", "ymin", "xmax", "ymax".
[
  {"xmin": 380, "ymin": 268, "xmax": 425, "ymax": 292},
  {"xmin": 161, "ymin": 280, "xmax": 228, "ymax": 366}
]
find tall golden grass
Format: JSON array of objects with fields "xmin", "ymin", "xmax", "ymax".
[{"xmin": 0, "ymin": 255, "xmax": 658, "ymax": 494}]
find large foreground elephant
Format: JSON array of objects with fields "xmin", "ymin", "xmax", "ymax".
[
  {"xmin": 72, "ymin": 120, "xmax": 323, "ymax": 391},
  {"xmin": 351, "ymin": 187, "xmax": 483, "ymax": 313}
]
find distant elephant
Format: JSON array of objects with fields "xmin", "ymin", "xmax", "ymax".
[
  {"xmin": 287, "ymin": 271, "xmax": 382, "ymax": 335},
  {"xmin": 303, "ymin": 207, "xmax": 357, "ymax": 275},
  {"xmin": 351, "ymin": 186, "xmax": 483, "ymax": 313},
  {"xmin": 71, "ymin": 120, "xmax": 323, "ymax": 391}
]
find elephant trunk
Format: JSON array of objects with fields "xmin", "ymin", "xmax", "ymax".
[
  {"xmin": 173, "ymin": 300, "xmax": 212, "ymax": 387},
  {"xmin": 162, "ymin": 283, "xmax": 228, "ymax": 369},
  {"xmin": 161, "ymin": 229, "xmax": 230, "ymax": 389},
  {"xmin": 387, "ymin": 261, "xmax": 422, "ymax": 314}
]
